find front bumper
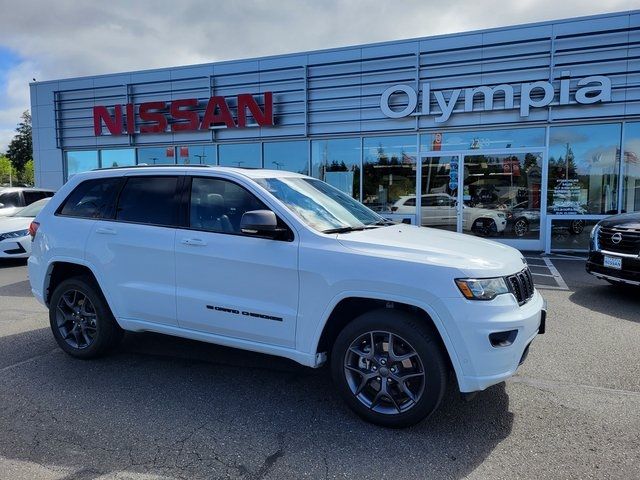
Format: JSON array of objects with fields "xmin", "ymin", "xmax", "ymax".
[
  {"xmin": 586, "ymin": 251, "xmax": 640, "ymax": 286},
  {"xmin": 0, "ymin": 237, "xmax": 31, "ymax": 258},
  {"xmin": 441, "ymin": 290, "xmax": 545, "ymax": 392}
]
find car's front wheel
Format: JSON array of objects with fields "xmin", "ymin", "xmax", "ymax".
[
  {"xmin": 331, "ymin": 309, "xmax": 448, "ymax": 428},
  {"xmin": 49, "ymin": 276, "xmax": 123, "ymax": 358}
]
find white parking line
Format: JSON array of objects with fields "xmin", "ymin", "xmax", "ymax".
[{"xmin": 542, "ymin": 256, "xmax": 569, "ymax": 290}]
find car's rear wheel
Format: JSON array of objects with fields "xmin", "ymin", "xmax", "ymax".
[
  {"xmin": 49, "ymin": 276, "xmax": 123, "ymax": 358},
  {"xmin": 331, "ymin": 309, "xmax": 447, "ymax": 428}
]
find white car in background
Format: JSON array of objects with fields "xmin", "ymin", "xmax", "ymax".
[
  {"xmin": 392, "ymin": 194, "xmax": 507, "ymax": 236},
  {"xmin": 0, "ymin": 198, "xmax": 50, "ymax": 259},
  {"xmin": 0, "ymin": 187, "xmax": 55, "ymax": 217}
]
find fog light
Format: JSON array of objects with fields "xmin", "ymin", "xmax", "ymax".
[{"xmin": 489, "ymin": 329, "xmax": 518, "ymax": 347}]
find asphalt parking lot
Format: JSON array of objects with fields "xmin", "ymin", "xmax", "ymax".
[{"xmin": 0, "ymin": 256, "xmax": 638, "ymax": 480}]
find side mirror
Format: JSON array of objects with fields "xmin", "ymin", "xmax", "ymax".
[
  {"xmin": 241, "ymin": 210, "xmax": 283, "ymax": 238},
  {"xmin": 0, "ymin": 203, "xmax": 4, "ymax": 209}
]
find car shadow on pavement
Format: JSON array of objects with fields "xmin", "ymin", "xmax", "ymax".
[
  {"xmin": 568, "ymin": 284, "xmax": 640, "ymax": 324},
  {"xmin": 0, "ymin": 259, "xmax": 27, "ymax": 269},
  {"xmin": 0, "ymin": 328, "xmax": 513, "ymax": 479}
]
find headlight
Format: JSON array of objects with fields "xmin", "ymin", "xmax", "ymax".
[
  {"xmin": 496, "ymin": 213, "xmax": 506, "ymax": 218},
  {"xmin": 455, "ymin": 277, "xmax": 509, "ymax": 300},
  {"xmin": 0, "ymin": 229, "xmax": 29, "ymax": 241}
]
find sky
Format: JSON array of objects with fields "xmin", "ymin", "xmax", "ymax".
[{"xmin": 0, "ymin": 0, "xmax": 637, "ymax": 153}]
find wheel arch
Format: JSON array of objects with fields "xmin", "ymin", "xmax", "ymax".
[
  {"xmin": 44, "ymin": 259, "xmax": 115, "ymax": 316},
  {"xmin": 314, "ymin": 294, "xmax": 462, "ymax": 381}
]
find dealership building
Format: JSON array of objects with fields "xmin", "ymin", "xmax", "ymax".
[{"xmin": 30, "ymin": 10, "xmax": 640, "ymax": 252}]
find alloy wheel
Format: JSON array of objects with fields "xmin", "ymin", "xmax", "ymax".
[
  {"xmin": 343, "ymin": 330, "xmax": 425, "ymax": 415},
  {"xmin": 55, "ymin": 289, "xmax": 98, "ymax": 349}
]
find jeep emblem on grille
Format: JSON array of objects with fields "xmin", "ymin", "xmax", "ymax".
[{"xmin": 611, "ymin": 232, "xmax": 623, "ymax": 244}]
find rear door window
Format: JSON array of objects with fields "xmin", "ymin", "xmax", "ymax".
[
  {"xmin": 23, "ymin": 191, "xmax": 46, "ymax": 205},
  {"xmin": 0, "ymin": 192, "xmax": 22, "ymax": 208},
  {"xmin": 59, "ymin": 177, "xmax": 123, "ymax": 218},
  {"xmin": 115, "ymin": 176, "xmax": 180, "ymax": 227}
]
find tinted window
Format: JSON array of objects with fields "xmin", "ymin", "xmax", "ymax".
[
  {"xmin": 59, "ymin": 178, "xmax": 122, "ymax": 218},
  {"xmin": 116, "ymin": 176, "xmax": 179, "ymax": 226},
  {"xmin": 0, "ymin": 192, "xmax": 22, "ymax": 208},
  {"xmin": 23, "ymin": 191, "xmax": 47, "ymax": 205},
  {"xmin": 403, "ymin": 197, "xmax": 416, "ymax": 206},
  {"xmin": 190, "ymin": 177, "xmax": 267, "ymax": 234}
]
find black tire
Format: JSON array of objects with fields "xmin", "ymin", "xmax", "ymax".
[
  {"xmin": 472, "ymin": 218, "xmax": 497, "ymax": 237},
  {"xmin": 331, "ymin": 309, "xmax": 448, "ymax": 428},
  {"xmin": 512, "ymin": 217, "xmax": 529, "ymax": 237},
  {"xmin": 569, "ymin": 219, "xmax": 585, "ymax": 235},
  {"xmin": 49, "ymin": 275, "xmax": 123, "ymax": 359}
]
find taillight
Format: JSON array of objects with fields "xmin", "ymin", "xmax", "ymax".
[{"xmin": 28, "ymin": 221, "xmax": 40, "ymax": 239}]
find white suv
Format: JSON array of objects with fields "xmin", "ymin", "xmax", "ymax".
[
  {"xmin": 28, "ymin": 166, "xmax": 545, "ymax": 427},
  {"xmin": 392, "ymin": 194, "xmax": 507, "ymax": 235}
]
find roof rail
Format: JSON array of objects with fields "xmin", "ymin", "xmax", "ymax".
[{"xmin": 92, "ymin": 164, "xmax": 213, "ymax": 171}]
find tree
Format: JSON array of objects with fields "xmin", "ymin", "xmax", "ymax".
[
  {"xmin": 6, "ymin": 111, "xmax": 32, "ymax": 172},
  {"xmin": 20, "ymin": 159, "xmax": 34, "ymax": 186},
  {"xmin": 0, "ymin": 155, "xmax": 17, "ymax": 186}
]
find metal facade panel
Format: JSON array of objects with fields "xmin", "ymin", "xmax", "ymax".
[{"xmin": 36, "ymin": 11, "xmax": 640, "ymax": 153}]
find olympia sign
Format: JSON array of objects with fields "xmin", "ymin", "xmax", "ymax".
[{"xmin": 380, "ymin": 71, "xmax": 611, "ymax": 123}]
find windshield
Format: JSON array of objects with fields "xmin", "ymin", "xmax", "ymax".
[
  {"xmin": 11, "ymin": 198, "xmax": 50, "ymax": 218},
  {"xmin": 256, "ymin": 177, "xmax": 385, "ymax": 232}
]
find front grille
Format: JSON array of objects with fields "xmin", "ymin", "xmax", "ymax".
[
  {"xmin": 507, "ymin": 267, "xmax": 535, "ymax": 305},
  {"xmin": 598, "ymin": 226, "xmax": 640, "ymax": 255}
]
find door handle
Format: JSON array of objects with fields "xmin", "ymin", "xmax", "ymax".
[
  {"xmin": 181, "ymin": 238, "xmax": 207, "ymax": 246},
  {"xmin": 95, "ymin": 227, "xmax": 117, "ymax": 235}
]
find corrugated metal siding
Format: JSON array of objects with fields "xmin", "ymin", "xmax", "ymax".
[{"xmin": 33, "ymin": 11, "xmax": 639, "ymax": 151}]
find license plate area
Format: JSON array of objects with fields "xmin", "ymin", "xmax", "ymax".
[{"xmin": 603, "ymin": 255, "xmax": 622, "ymax": 270}]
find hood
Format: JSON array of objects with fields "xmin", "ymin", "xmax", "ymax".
[
  {"xmin": 598, "ymin": 212, "xmax": 640, "ymax": 230},
  {"xmin": 0, "ymin": 216, "xmax": 31, "ymax": 234},
  {"xmin": 337, "ymin": 225, "xmax": 526, "ymax": 277}
]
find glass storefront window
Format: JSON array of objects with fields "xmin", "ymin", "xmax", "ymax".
[
  {"xmin": 66, "ymin": 151, "xmax": 98, "ymax": 177},
  {"xmin": 177, "ymin": 145, "xmax": 216, "ymax": 165},
  {"xmin": 311, "ymin": 138, "xmax": 361, "ymax": 199},
  {"xmin": 421, "ymin": 128, "xmax": 545, "ymax": 151},
  {"xmin": 138, "ymin": 147, "xmax": 176, "ymax": 165},
  {"xmin": 101, "ymin": 149, "xmax": 135, "ymax": 168},
  {"xmin": 547, "ymin": 124, "xmax": 621, "ymax": 215},
  {"xmin": 550, "ymin": 219, "xmax": 599, "ymax": 251},
  {"xmin": 420, "ymin": 156, "xmax": 459, "ymax": 232},
  {"xmin": 363, "ymin": 135, "xmax": 417, "ymax": 216},
  {"xmin": 219, "ymin": 143, "xmax": 261, "ymax": 168},
  {"xmin": 264, "ymin": 141, "xmax": 309, "ymax": 174},
  {"xmin": 623, "ymin": 122, "xmax": 640, "ymax": 213},
  {"xmin": 462, "ymin": 153, "xmax": 542, "ymax": 239}
]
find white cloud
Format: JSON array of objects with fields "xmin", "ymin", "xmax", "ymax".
[{"xmin": 0, "ymin": 0, "xmax": 635, "ymax": 151}]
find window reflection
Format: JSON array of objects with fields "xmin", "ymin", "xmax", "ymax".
[
  {"xmin": 547, "ymin": 124, "xmax": 621, "ymax": 215},
  {"xmin": 66, "ymin": 151, "xmax": 98, "ymax": 178},
  {"xmin": 138, "ymin": 147, "xmax": 176, "ymax": 165},
  {"xmin": 264, "ymin": 141, "xmax": 308, "ymax": 174},
  {"xmin": 177, "ymin": 145, "xmax": 216, "ymax": 165},
  {"xmin": 101, "ymin": 149, "xmax": 135, "ymax": 168},
  {"xmin": 219, "ymin": 143, "xmax": 261, "ymax": 168},
  {"xmin": 362, "ymin": 136, "xmax": 416, "ymax": 217},
  {"xmin": 623, "ymin": 122, "xmax": 640, "ymax": 213},
  {"xmin": 311, "ymin": 138, "xmax": 361, "ymax": 199},
  {"xmin": 421, "ymin": 128, "xmax": 545, "ymax": 151}
]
